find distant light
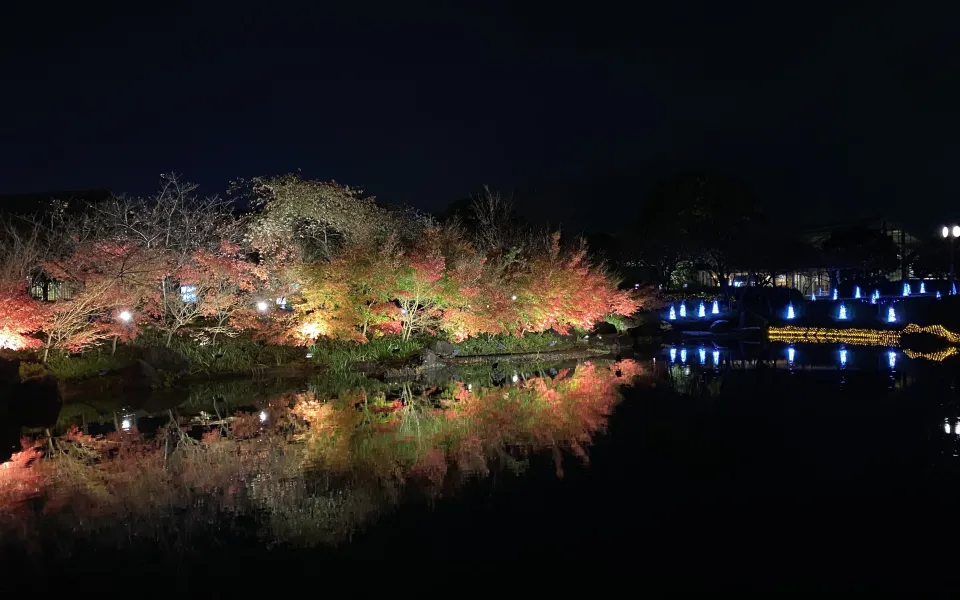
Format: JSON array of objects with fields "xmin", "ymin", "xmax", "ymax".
[
  {"xmin": 256, "ymin": 301, "xmax": 269, "ymax": 313},
  {"xmin": 920, "ymin": 282, "xmax": 926, "ymax": 294},
  {"xmin": 120, "ymin": 418, "xmax": 132, "ymax": 431},
  {"xmin": 955, "ymin": 422, "xmax": 960, "ymax": 435},
  {"xmin": 953, "ymin": 282, "xmax": 957, "ymax": 296},
  {"xmin": 698, "ymin": 302, "xmax": 706, "ymax": 318},
  {"xmin": 838, "ymin": 303, "xmax": 847, "ymax": 320},
  {"xmin": 839, "ymin": 348, "xmax": 847, "ymax": 366},
  {"xmin": 401, "ymin": 307, "xmax": 407, "ymax": 314},
  {"xmin": 888, "ymin": 305, "xmax": 897, "ymax": 323},
  {"xmin": 944, "ymin": 226, "xmax": 951, "ymax": 238},
  {"xmin": 511, "ymin": 372, "xmax": 519, "ymax": 383},
  {"xmin": 854, "ymin": 286, "xmax": 861, "ymax": 299},
  {"xmin": 903, "ymin": 282, "xmax": 911, "ymax": 297},
  {"xmin": 698, "ymin": 347, "xmax": 706, "ymax": 364},
  {"xmin": 787, "ymin": 346, "xmax": 795, "ymax": 363},
  {"xmin": 467, "ymin": 383, "xmax": 472, "ymax": 391},
  {"xmin": 953, "ymin": 225, "xmax": 959, "ymax": 238},
  {"xmin": 118, "ymin": 310, "xmax": 132, "ymax": 323},
  {"xmin": 634, "ymin": 283, "xmax": 639, "ymax": 289},
  {"xmin": 305, "ymin": 352, "xmax": 313, "ymax": 359},
  {"xmin": 712, "ymin": 300, "xmax": 719, "ymax": 314},
  {"xmin": 870, "ymin": 295, "xmax": 877, "ymax": 305},
  {"xmin": 679, "ymin": 303, "xmax": 687, "ymax": 318},
  {"xmin": 888, "ymin": 350, "xmax": 896, "ymax": 370},
  {"xmin": 511, "ymin": 295, "xmax": 517, "ymax": 301},
  {"xmin": 712, "ymin": 350, "xmax": 720, "ymax": 365},
  {"xmin": 786, "ymin": 302, "xmax": 795, "ymax": 320},
  {"xmin": 680, "ymin": 348, "xmax": 687, "ymax": 364},
  {"xmin": 938, "ymin": 290, "xmax": 943, "ymax": 299},
  {"xmin": 832, "ymin": 289, "xmax": 838, "ymax": 301},
  {"xmin": 259, "ymin": 410, "xmax": 268, "ymax": 423},
  {"xmin": 669, "ymin": 347, "xmax": 677, "ymax": 363},
  {"xmin": 583, "ymin": 335, "xmax": 589, "ymax": 340},
  {"xmin": 668, "ymin": 305, "xmax": 677, "ymax": 320},
  {"xmin": 811, "ymin": 290, "xmax": 816, "ymax": 301},
  {"xmin": 946, "ymin": 422, "xmax": 952, "ymax": 434}
]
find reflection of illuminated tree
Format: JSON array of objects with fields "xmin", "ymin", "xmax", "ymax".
[{"xmin": 0, "ymin": 360, "xmax": 644, "ymax": 551}]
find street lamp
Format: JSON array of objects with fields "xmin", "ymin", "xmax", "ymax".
[{"xmin": 941, "ymin": 225, "xmax": 960, "ymax": 290}]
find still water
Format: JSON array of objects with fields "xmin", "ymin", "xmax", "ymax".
[{"xmin": 4, "ymin": 344, "xmax": 960, "ymax": 590}]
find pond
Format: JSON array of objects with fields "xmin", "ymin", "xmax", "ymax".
[{"xmin": 3, "ymin": 344, "xmax": 960, "ymax": 591}]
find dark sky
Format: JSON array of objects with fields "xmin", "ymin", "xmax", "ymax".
[{"xmin": 1, "ymin": 1, "xmax": 957, "ymax": 234}]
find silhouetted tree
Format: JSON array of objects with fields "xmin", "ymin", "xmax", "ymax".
[{"xmin": 821, "ymin": 226, "xmax": 899, "ymax": 282}]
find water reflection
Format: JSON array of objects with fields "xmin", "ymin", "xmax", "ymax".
[{"xmin": 0, "ymin": 359, "xmax": 644, "ymax": 553}]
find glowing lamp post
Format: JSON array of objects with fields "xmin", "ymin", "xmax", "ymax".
[{"xmin": 941, "ymin": 224, "xmax": 960, "ymax": 291}]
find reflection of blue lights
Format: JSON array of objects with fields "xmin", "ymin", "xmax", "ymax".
[
  {"xmin": 854, "ymin": 286, "xmax": 861, "ymax": 299},
  {"xmin": 787, "ymin": 346, "xmax": 795, "ymax": 363},
  {"xmin": 832, "ymin": 288, "xmax": 838, "ymax": 301},
  {"xmin": 874, "ymin": 289, "xmax": 880, "ymax": 301},
  {"xmin": 888, "ymin": 350, "xmax": 896, "ymax": 370},
  {"xmin": 838, "ymin": 303, "xmax": 847, "ymax": 320},
  {"xmin": 953, "ymin": 282, "xmax": 957, "ymax": 296},
  {"xmin": 712, "ymin": 300, "xmax": 719, "ymax": 315},
  {"xmin": 698, "ymin": 302, "xmax": 706, "ymax": 318},
  {"xmin": 871, "ymin": 294, "xmax": 877, "ymax": 304},
  {"xmin": 811, "ymin": 290, "xmax": 816, "ymax": 301},
  {"xmin": 679, "ymin": 303, "xmax": 687, "ymax": 318},
  {"xmin": 937, "ymin": 291, "xmax": 943, "ymax": 299},
  {"xmin": 712, "ymin": 350, "xmax": 720, "ymax": 365},
  {"xmin": 920, "ymin": 281, "xmax": 926, "ymax": 294},
  {"xmin": 668, "ymin": 305, "xmax": 676, "ymax": 320},
  {"xmin": 680, "ymin": 348, "xmax": 687, "ymax": 364},
  {"xmin": 839, "ymin": 348, "xmax": 848, "ymax": 366},
  {"xmin": 887, "ymin": 305, "xmax": 897, "ymax": 323},
  {"xmin": 698, "ymin": 347, "xmax": 706, "ymax": 364},
  {"xmin": 903, "ymin": 282, "xmax": 911, "ymax": 297},
  {"xmin": 669, "ymin": 347, "xmax": 677, "ymax": 363},
  {"xmin": 786, "ymin": 302, "xmax": 795, "ymax": 320}
]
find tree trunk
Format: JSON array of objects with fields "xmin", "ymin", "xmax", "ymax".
[
  {"xmin": 111, "ymin": 335, "xmax": 118, "ymax": 355},
  {"xmin": 166, "ymin": 329, "xmax": 174, "ymax": 347}
]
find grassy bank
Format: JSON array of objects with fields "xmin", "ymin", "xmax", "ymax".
[{"xmin": 15, "ymin": 328, "xmax": 589, "ymax": 383}]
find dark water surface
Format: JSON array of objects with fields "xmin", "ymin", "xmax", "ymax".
[{"xmin": 4, "ymin": 344, "xmax": 960, "ymax": 592}]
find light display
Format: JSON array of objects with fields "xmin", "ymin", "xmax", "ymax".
[
  {"xmin": 903, "ymin": 282, "xmax": 911, "ymax": 297},
  {"xmin": 953, "ymin": 282, "xmax": 957, "ymax": 296},
  {"xmin": 854, "ymin": 286, "xmax": 861, "ymax": 299},
  {"xmin": 937, "ymin": 291, "xmax": 943, "ymax": 299},
  {"xmin": 833, "ymin": 289, "xmax": 838, "ymax": 301},
  {"xmin": 811, "ymin": 291, "xmax": 816, "ymax": 301},
  {"xmin": 670, "ymin": 347, "xmax": 677, "ymax": 362},
  {"xmin": 668, "ymin": 305, "xmax": 676, "ymax": 320},
  {"xmin": 888, "ymin": 350, "xmax": 896, "ymax": 369},
  {"xmin": 712, "ymin": 300, "xmax": 720, "ymax": 315},
  {"xmin": 838, "ymin": 303, "xmax": 847, "ymax": 320},
  {"xmin": 786, "ymin": 302, "xmax": 795, "ymax": 320},
  {"xmin": 698, "ymin": 347, "xmax": 706, "ymax": 364},
  {"xmin": 680, "ymin": 348, "xmax": 687, "ymax": 363},
  {"xmin": 902, "ymin": 323, "xmax": 960, "ymax": 344},
  {"xmin": 887, "ymin": 305, "xmax": 896, "ymax": 323},
  {"xmin": 712, "ymin": 350, "xmax": 720, "ymax": 365},
  {"xmin": 903, "ymin": 347, "xmax": 959, "ymax": 362},
  {"xmin": 839, "ymin": 348, "xmax": 848, "ymax": 366},
  {"xmin": 679, "ymin": 303, "xmax": 687, "ymax": 318},
  {"xmin": 787, "ymin": 346, "xmax": 795, "ymax": 363},
  {"xmin": 768, "ymin": 326, "xmax": 901, "ymax": 347},
  {"xmin": 920, "ymin": 281, "xmax": 926, "ymax": 294},
  {"xmin": 698, "ymin": 302, "xmax": 706, "ymax": 318}
]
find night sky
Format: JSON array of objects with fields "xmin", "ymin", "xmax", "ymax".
[{"xmin": 1, "ymin": 2, "xmax": 957, "ymax": 233}]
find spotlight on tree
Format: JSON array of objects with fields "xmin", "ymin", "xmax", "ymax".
[
  {"xmin": 257, "ymin": 301, "xmax": 269, "ymax": 313},
  {"xmin": 119, "ymin": 310, "xmax": 133, "ymax": 323}
]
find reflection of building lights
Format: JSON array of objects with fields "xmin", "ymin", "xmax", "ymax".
[
  {"xmin": 680, "ymin": 348, "xmax": 687, "ymax": 364},
  {"xmin": 712, "ymin": 300, "xmax": 720, "ymax": 314},
  {"xmin": 888, "ymin": 350, "xmax": 896, "ymax": 369},
  {"xmin": 670, "ymin": 347, "xmax": 677, "ymax": 362},
  {"xmin": 839, "ymin": 348, "xmax": 848, "ymax": 366},
  {"xmin": 787, "ymin": 346, "xmax": 795, "ymax": 363},
  {"xmin": 679, "ymin": 303, "xmax": 687, "ymax": 318},
  {"xmin": 698, "ymin": 347, "xmax": 706, "ymax": 364},
  {"xmin": 712, "ymin": 350, "xmax": 720, "ymax": 364},
  {"xmin": 119, "ymin": 310, "xmax": 133, "ymax": 323},
  {"xmin": 668, "ymin": 305, "xmax": 676, "ymax": 320},
  {"xmin": 259, "ymin": 410, "xmax": 268, "ymax": 423},
  {"xmin": 256, "ymin": 301, "xmax": 269, "ymax": 313}
]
